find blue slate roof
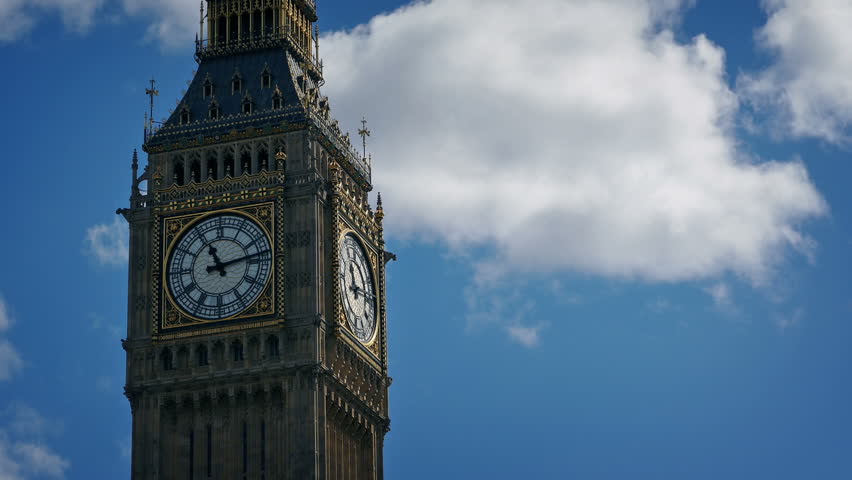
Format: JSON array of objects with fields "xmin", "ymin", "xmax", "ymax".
[{"xmin": 147, "ymin": 48, "xmax": 310, "ymax": 147}]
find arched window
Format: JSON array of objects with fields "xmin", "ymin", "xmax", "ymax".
[
  {"xmin": 240, "ymin": 151, "xmax": 251, "ymax": 175},
  {"xmin": 271, "ymin": 88, "xmax": 283, "ymax": 110},
  {"xmin": 242, "ymin": 98, "xmax": 253, "ymax": 115},
  {"xmin": 206, "ymin": 154, "xmax": 218, "ymax": 180},
  {"xmin": 264, "ymin": 9, "xmax": 274, "ymax": 36},
  {"xmin": 209, "ymin": 100, "xmax": 221, "ymax": 120},
  {"xmin": 224, "ymin": 153, "xmax": 235, "ymax": 177},
  {"xmin": 229, "ymin": 14, "xmax": 238, "ymax": 43},
  {"xmin": 247, "ymin": 337, "xmax": 260, "ymax": 362},
  {"xmin": 252, "ymin": 10, "xmax": 262, "ymax": 39},
  {"xmin": 190, "ymin": 160, "xmax": 201, "ymax": 183},
  {"xmin": 203, "ymin": 77, "xmax": 214, "ymax": 98},
  {"xmin": 231, "ymin": 340, "xmax": 244, "ymax": 362},
  {"xmin": 177, "ymin": 347, "xmax": 189, "ymax": 369},
  {"xmin": 197, "ymin": 345, "xmax": 209, "ymax": 366},
  {"xmin": 232, "ymin": 73, "xmax": 243, "ymax": 94},
  {"xmin": 261, "ymin": 66, "xmax": 272, "ymax": 89},
  {"xmin": 266, "ymin": 335, "xmax": 279, "ymax": 358},
  {"xmin": 217, "ymin": 16, "xmax": 226, "ymax": 44},
  {"xmin": 240, "ymin": 12, "xmax": 250, "ymax": 40},
  {"xmin": 180, "ymin": 106, "xmax": 191, "ymax": 125},
  {"xmin": 173, "ymin": 162, "xmax": 185, "ymax": 186},
  {"xmin": 161, "ymin": 349, "xmax": 174, "ymax": 371},
  {"xmin": 212, "ymin": 341, "xmax": 225, "ymax": 367},
  {"xmin": 258, "ymin": 149, "xmax": 269, "ymax": 171}
]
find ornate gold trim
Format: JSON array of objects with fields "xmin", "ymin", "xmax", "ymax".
[
  {"xmin": 337, "ymin": 227, "xmax": 380, "ymax": 347},
  {"xmin": 159, "ymin": 204, "xmax": 277, "ymax": 332}
]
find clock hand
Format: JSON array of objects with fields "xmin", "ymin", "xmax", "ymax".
[
  {"xmin": 207, "ymin": 250, "xmax": 270, "ymax": 273},
  {"xmin": 349, "ymin": 264, "xmax": 358, "ymax": 298},
  {"xmin": 352, "ymin": 286, "xmax": 376, "ymax": 300},
  {"xmin": 207, "ymin": 245, "xmax": 227, "ymax": 277}
]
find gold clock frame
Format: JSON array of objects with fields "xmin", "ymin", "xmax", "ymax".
[
  {"xmin": 337, "ymin": 228, "xmax": 380, "ymax": 348},
  {"xmin": 159, "ymin": 203, "xmax": 277, "ymax": 333}
]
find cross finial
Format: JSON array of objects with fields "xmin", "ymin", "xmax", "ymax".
[
  {"xmin": 358, "ymin": 116, "xmax": 371, "ymax": 160},
  {"xmin": 145, "ymin": 78, "xmax": 159, "ymax": 141}
]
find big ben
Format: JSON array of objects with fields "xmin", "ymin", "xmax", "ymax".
[{"xmin": 119, "ymin": 1, "xmax": 392, "ymax": 478}]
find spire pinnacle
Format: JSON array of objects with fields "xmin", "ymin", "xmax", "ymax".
[{"xmin": 358, "ymin": 117, "xmax": 371, "ymax": 160}]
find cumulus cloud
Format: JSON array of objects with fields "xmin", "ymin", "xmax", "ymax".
[
  {"xmin": 506, "ymin": 324, "xmax": 545, "ymax": 348},
  {"xmin": 0, "ymin": 0, "xmax": 106, "ymax": 43},
  {"xmin": 119, "ymin": 0, "xmax": 197, "ymax": 50},
  {"xmin": 85, "ymin": 217, "xmax": 128, "ymax": 267},
  {"xmin": 322, "ymin": 0, "xmax": 827, "ymax": 289},
  {"xmin": 704, "ymin": 282, "xmax": 735, "ymax": 312},
  {"xmin": 0, "ymin": 341, "xmax": 23, "ymax": 382},
  {"xmin": 0, "ymin": 296, "xmax": 22, "ymax": 382},
  {"xmin": 739, "ymin": 0, "xmax": 852, "ymax": 143},
  {"xmin": 0, "ymin": 406, "xmax": 69, "ymax": 480},
  {"xmin": 0, "ymin": 0, "xmax": 197, "ymax": 47},
  {"xmin": 776, "ymin": 307, "xmax": 804, "ymax": 331},
  {"xmin": 0, "ymin": 295, "xmax": 10, "ymax": 334},
  {"xmin": 12, "ymin": 443, "xmax": 69, "ymax": 478}
]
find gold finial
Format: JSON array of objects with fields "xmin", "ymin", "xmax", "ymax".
[
  {"xmin": 275, "ymin": 150, "xmax": 287, "ymax": 170},
  {"xmin": 375, "ymin": 192, "xmax": 384, "ymax": 223}
]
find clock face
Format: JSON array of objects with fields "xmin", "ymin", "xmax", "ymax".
[
  {"xmin": 338, "ymin": 233, "xmax": 377, "ymax": 343},
  {"xmin": 167, "ymin": 213, "xmax": 272, "ymax": 321}
]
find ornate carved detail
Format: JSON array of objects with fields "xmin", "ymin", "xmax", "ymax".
[
  {"xmin": 154, "ymin": 202, "xmax": 277, "ymax": 336},
  {"xmin": 284, "ymin": 231, "xmax": 311, "ymax": 249},
  {"xmin": 283, "ymin": 272, "xmax": 312, "ymax": 290},
  {"xmin": 155, "ymin": 170, "xmax": 284, "ymax": 206}
]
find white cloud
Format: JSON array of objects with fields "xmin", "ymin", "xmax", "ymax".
[
  {"xmin": 506, "ymin": 324, "xmax": 546, "ymax": 348},
  {"xmin": 465, "ymin": 285, "xmax": 549, "ymax": 347},
  {"xmin": 119, "ymin": 0, "xmax": 197, "ymax": 50},
  {"xmin": 704, "ymin": 282, "xmax": 734, "ymax": 311},
  {"xmin": 0, "ymin": 296, "xmax": 10, "ymax": 334},
  {"xmin": 7, "ymin": 404, "xmax": 57, "ymax": 439},
  {"xmin": 776, "ymin": 307, "xmax": 804, "ymax": 331},
  {"xmin": 12, "ymin": 443, "xmax": 69, "ymax": 478},
  {"xmin": 739, "ymin": 0, "xmax": 852, "ymax": 143},
  {"xmin": 0, "ymin": 342, "xmax": 23, "ymax": 382},
  {"xmin": 0, "ymin": 0, "xmax": 105, "ymax": 43},
  {"xmin": 322, "ymin": 0, "xmax": 827, "ymax": 288},
  {"xmin": 85, "ymin": 217, "xmax": 128, "ymax": 267},
  {"xmin": 648, "ymin": 298, "xmax": 675, "ymax": 313},
  {"xmin": 0, "ymin": 406, "xmax": 69, "ymax": 480},
  {"xmin": 0, "ymin": 0, "xmax": 196, "ymax": 48},
  {"xmin": 0, "ymin": 296, "xmax": 22, "ymax": 382}
]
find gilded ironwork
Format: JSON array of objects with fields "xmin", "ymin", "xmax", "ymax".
[{"xmin": 157, "ymin": 203, "xmax": 277, "ymax": 334}]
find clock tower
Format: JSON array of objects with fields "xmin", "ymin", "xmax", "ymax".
[{"xmin": 119, "ymin": 1, "xmax": 392, "ymax": 478}]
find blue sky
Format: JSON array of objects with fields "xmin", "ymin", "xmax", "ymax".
[{"xmin": 1, "ymin": 0, "xmax": 851, "ymax": 478}]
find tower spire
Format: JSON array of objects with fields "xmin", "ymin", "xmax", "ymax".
[
  {"xmin": 145, "ymin": 78, "xmax": 159, "ymax": 142},
  {"xmin": 358, "ymin": 116, "xmax": 371, "ymax": 160},
  {"xmin": 199, "ymin": 1, "xmax": 205, "ymax": 44}
]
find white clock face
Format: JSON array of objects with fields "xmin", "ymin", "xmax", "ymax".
[
  {"xmin": 167, "ymin": 214, "xmax": 272, "ymax": 320},
  {"xmin": 338, "ymin": 234, "xmax": 376, "ymax": 343}
]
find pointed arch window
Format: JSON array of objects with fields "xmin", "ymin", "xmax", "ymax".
[
  {"xmin": 261, "ymin": 65, "xmax": 272, "ymax": 88},
  {"xmin": 232, "ymin": 72, "xmax": 243, "ymax": 94},
  {"xmin": 231, "ymin": 340, "xmax": 244, "ymax": 362},
  {"xmin": 196, "ymin": 344, "xmax": 209, "ymax": 366},
  {"xmin": 179, "ymin": 105, "xmax": 191, "ymax": 125},
  {"xmin": 272, "ymin": 87, "xmax": 283, "ymax": 110},
  {"xmin": 209, "ymin": 99, "xmax": 221, "ymax": 120},
  {"xmin": 161, "ymin": 349, "xmax": 174, "ymax": 371},
  {"xmin": 265, "ymin": 335, "xmax": 279, "ymax": 358},
  {"xmin": 242, "ymin": 97, "xmax": 253, "ymax": 115},
  {"xmin": 203, "ymin": 76, "xmax": 214, "ymax": 98}
]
